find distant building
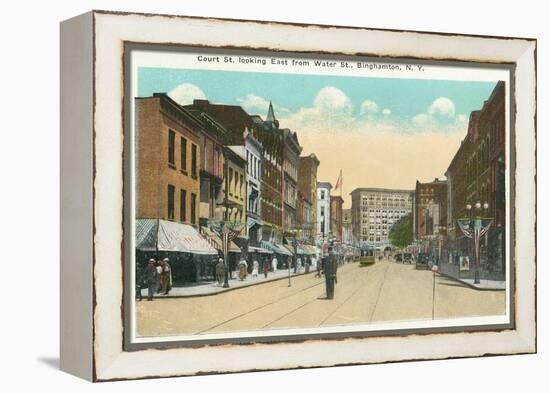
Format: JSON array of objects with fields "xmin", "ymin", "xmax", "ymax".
[
  {"xmin": 350, "ymin": 188, "xmax": 413, "ymax": 250},
  {"xmin": 414, "ymin": 178, "xmax": 447, "ymax": 241},
  {"xmin": 342, "ymin": 208, "xmax": 353, "ymax": 245},
  {"xmin": 317, "ymin": 182, "xmax": 333, "ymax": 242},
  {"xmin": 445, "ymin": 81, "xmax": 505, "ymax": 274},
  {"xmin": 330, "ymin": 195, "xmax": 344, "ymax": 242},
  {"xmin": 297, "ymin": 154, "xmax": 320, "ymax": 242}
]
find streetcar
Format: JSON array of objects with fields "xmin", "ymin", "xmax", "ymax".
[{"xmin": 359, "ymin": 249, "xmax": 375, "ymax": 267}]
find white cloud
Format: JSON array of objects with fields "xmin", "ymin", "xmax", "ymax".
[
  {"xmin": 280, "ymin": 86, "xmax": 354, "ymax": 132},
  {"xmin": 412, "ymin": 113, "xmax": 430, "ymax": 126},
  {"xmin": 168, "ymin": 83, "xmax": 206, "ymax": 105},
  {"xmin": 427, "ymin": 97, "xmax": 456, "ymax": 120},
  {"xmin": 237, "ymin": 93, "xmax": 270, "ymax": 113},
  {"xmin": 237, "ymin": 93, "xmax": 290, "ymax": 117},
  {"xmin": 410, "ymin": 97, "xmax": 460, "ymax": 129},
  {"xmin": 313, "ymin": 86, "xmax": 352, "ymax": 114},
  {"xmin": 382, "ymin": 108, "xmax": 392, "ymax": 116},
  {"xmin": 360, "ymin": 100, "xmax": 379, "ymax": 116},
  {"xmin": 457, "ymin": 114, "xmax": 468, "ymax": 123}
]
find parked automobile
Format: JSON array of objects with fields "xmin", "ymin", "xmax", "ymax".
[
  {"xmin": 403, "ymin": 253, "xmax": 413, "ymax": 264},
  {"xmin": 416, "ymin": 253, "xmax": 430, "ymax": 270},
  {"xmin": 395, "ymin": 253, "xmax": 403, "ymax": 262}
]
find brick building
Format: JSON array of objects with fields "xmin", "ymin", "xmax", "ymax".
[
  {"xmin": 414, "ymin": 178, "xmax": 447, "ymax": 241},
  {"xmin": 446, "ymin": 81, "xmax": 506, "ymax": 275},
  {"xmin": 330, "ymin": 195, "xmax": 344, "ymax": 242},
  {"xmin": 135, "ymin": 94, "xmax": 201, "ymax": 226},
  {"xmin": 297, "ymin": 154, "xmax": 320, "ymax": 242},
  {"xmin": 282, "ymin": 127, "xmax": 302, "ymax": 234}
]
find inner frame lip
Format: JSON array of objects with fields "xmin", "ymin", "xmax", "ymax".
[{"xmin": 121, "ymin": 42, "xmax": 516, "ymax": 351}]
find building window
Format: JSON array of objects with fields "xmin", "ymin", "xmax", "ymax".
[
  {"xmin": 180, "ymin": 137, "xmax": 187, "ymax": 171},
  {"xmin": 167, "ymin": 184, "xmax": 175, "ymax": 219},
  {"xmin": 228, "ymin": 168, "xmax": 233, "ymax": 195},
  {"xmin": 240, "ymin": 174, "xmax": 244, "ymax": 199},
  {"xmin": 321, "ymin": 190, "xmax": 325, "ymax": 200},
  {"xmin": 168, "ymin": 130, "xmax": 175, "ymax": 166},
  {"xmin": 191, "ymin": 193, "xmax": 196, "ymax": 224},
  {"xmin": 191, "ymin": 144, "xmax": 197, "ymax": 178},
  {"xmin": 180, "ymin": 189, "xmax": 187, "ymax": 222}
]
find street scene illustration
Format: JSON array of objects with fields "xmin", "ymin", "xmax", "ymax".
[{"xmin": 133, "ymin": 62, "xmax": 507, "ymax": 338}]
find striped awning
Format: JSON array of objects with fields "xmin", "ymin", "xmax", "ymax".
[
  {"xmin": 261, "ymin": 241, "xmax": 293, "ymax": 256},
  {"xmin": 135, "ymin": 219, "xmax": 218, "ymax": 255},
  {"xmin": 201, "ymin": 226, "xmax": 241, "ymax": 254}
]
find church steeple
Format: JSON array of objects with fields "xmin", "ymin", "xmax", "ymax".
[{"xmin": 266, "ymin": 101, "xmax": 279, "ymax": 128}]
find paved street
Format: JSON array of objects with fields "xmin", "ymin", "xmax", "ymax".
[{"xmin": 136, "ymin": 258, "xmax": 506, "ymax": 337}]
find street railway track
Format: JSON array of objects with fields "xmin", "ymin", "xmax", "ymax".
[{"xmin": 199, "ymin": 262, "xmax": 365, "ymax": 333}]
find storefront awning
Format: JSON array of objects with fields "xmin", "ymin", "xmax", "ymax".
[
  {"xmin": 302, "ymin": 245, "xmax": 319, "ymax": 255},
  {"xmin": 135, "ymin": 219, "xmax": 218, "ymax": 255},
  {"xmin": 200, "ymin": 227, "xmax": 241, "ymax": 254},
  {"xmin": 262, "ymin": 240, "xmax": 293, "ymax": 256},
  {"xmin": 248, "ymin": 245, "xmax": 273, "ymax": 254}
]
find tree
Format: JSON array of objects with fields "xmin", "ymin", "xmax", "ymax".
[{"xmin": 388, "ymin": 213, "xmax": 413, "ymax": 249}]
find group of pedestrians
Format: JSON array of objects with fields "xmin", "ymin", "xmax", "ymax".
[{"xmin": 136, "ymin": 258, "xmax": 172, "ymax": 301}]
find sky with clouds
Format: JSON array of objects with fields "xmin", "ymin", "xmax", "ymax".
[{"xmin": 138, "ymin": 67, "xmax": 498, "ymax": 207}]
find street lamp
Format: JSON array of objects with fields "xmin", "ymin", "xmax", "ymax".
[{"xmin": 457, "ymin": 201, "xmax": 492, "ymax": 284}]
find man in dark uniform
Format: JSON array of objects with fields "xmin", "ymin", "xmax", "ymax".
[{"xmin": 324, "ymin": 245, "xmax": 338, "ymax": 299}]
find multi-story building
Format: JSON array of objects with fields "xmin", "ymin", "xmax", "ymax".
[
  {"xmin": 297, "ymin": 154, "xmax": 320, "ymax": 242},
  {"xmin": 183, "ymin": 106, "xmax": 227, "ymax": 225},
  {"xmin": 243, "ymin": 129, "xmax": 263, "ymax": 246},
  {"xmin": 351, "ymin": 188, "xmax": 414, "ymax": 250},
  {"xmin": 223, "ymin": 146, "xmax": 247, "ymax": 225},
  {"xmin": 317, "ymin": 182, "xmax": 333, "ymax": 242},
  {"xmin": 446, "ymin": 81, "xmax": 505, "ymax": 274},
  {"xmin": 342, "ymin": 208, "xmax": 353, "ymax": 245},
  {"xmin": 184, "ymin": 99, "xmax": 266, "ymax": 244},
  {"xmin": 414, "ymin": 178, "xmax": 447, "ymax": 241},
  {"xmin": 251, "ymin": 105, "xmax": 284, "ymax": 243},
  {"xmin": 135, "ymin": 94, "xmax": 201, "ymax": 226},
  {"xmin": 282, "ymin": 128, "xmax": 302, "ymax": 234},
  {"xmin": 330, "ymin": 195, "xmax": 344, "ymax": 242}
]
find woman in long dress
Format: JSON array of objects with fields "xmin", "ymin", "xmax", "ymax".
[
  {"xmin": 238, "ymin": 258, "xmax": 248, "ymax": 280},
  {"xmin": 252, "ymin": 259, "xmax": 259, "ymax": 278}
]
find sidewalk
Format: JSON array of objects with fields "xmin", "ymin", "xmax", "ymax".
[
  {"xmin": 437, "ymin": 270, "xmax": 506, "ymax": 290},
  {"xmin": 140, "ymin": 268, "xmax": 317, "ymax": 298}
]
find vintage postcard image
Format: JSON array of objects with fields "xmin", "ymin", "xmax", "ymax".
[{"xmin": 126, "ymin": 47, "xmax": 511, "ymax": 345}]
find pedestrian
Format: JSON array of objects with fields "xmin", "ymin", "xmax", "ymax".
[
  {"xmin": 263, "ymin": 257, "xmax": 269, "ymax": 278},
  {"xmin": 160, "ymin": 258, "xmax": 172, "ymax": 295},
  {"xmin": 155, "ymin": 260, "xmax": 162, "ymax": 293},
  {"xmin": 146, "ymin": 259, "xmax": 157, "ymax": 301},
  {"xmin": 238, "ymin": 256, "xmax": 248, "ymax": 280},
  {"xmin": 135, "ymin": 260, "xmax": 144, "ymax": 301},
  {"xmin": 324, "ymin": 246, "xmax": 338, "ymax": 299},
  {"xmin": 272, "ymin": 255, "xmax": 278, "ymax": 272},
  {"xmin": 215, "ymin": 258, "xmax": 225, "ymax": 286},
  {"xmin": 305, "ymin": 256, "xmax": 311, "ymax": 274},
  {"xmin": 311, "ymin": 254, "xmax": 317, "ymax": 271},
  {"xmin": 296, "ymin": 256, "xmax": 302, "ymax": 273},
  {"xmin": 252, "ymin": 258, "xmax": 259, "ymax": 279},
  {"xmin": 315, "ymin": 257, "xmax": 322, "ymax": 278}
]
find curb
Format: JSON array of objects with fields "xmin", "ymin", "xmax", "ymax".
[
  {"xmin": 140, "ymin": 269, "xmax": 318, "ymax": 299},
  {"xmin": 437, "ymin": 270, "xmax": 506, "ymax": 291}
]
